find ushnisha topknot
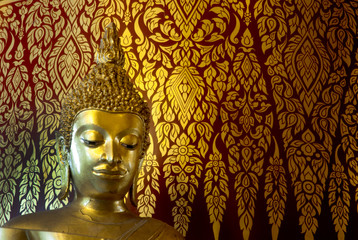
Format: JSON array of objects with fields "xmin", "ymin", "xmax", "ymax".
[{"xmin": 59, "ymin": 23, "xmax": 150, "ymax": 156}]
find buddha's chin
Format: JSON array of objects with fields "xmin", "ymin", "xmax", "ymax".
[{"xmin": 87, "ymin": 175, "xmax": 132, "ymax": 198}]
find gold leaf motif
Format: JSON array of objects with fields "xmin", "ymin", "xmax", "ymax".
[
  {"xmin": 58, "ymin": 39, "xmax": 80, "ymax": 84},
  {"xmin": 41, "ymin": 138, "xmax": 56, "ymax": 181},
  {"xmin": 48, "ymin": 22, "xmax": 91, "ymax": 97},
  {"xmin": 0, "ymin": 143, "xmax": 22, "ymax": 224},
  {"xmin": 137, "ymin": 134, "xmax": 160, "ymax": 217},
  {"xmin": 221, "ymin": 27, "xmax": 273, "ymax": 239},
  {"xmin": 131, "ymin": 2, "xmax": 143, "ymax": 19},
  {"xmin": 172, "ymin": 197, "xmax": 192, "ymax": 237},
  {"xmin": 328, "ymin": 147, "xmax": 350, "ymax": 240},
  {"xmin": 338, "ymin": 67, "xmax": 358, "ymax": 239},
  {"xmin": 167, "ymin": 0, "xmax": 209, "ymax": 39},
  {"xmin": 137, "ymin": 185, "xmax": 157, "ymax": 218},
  {"xmin": 265, "ymin": 138, "xmax": 287, "ymax": 240},
  {"xmin": 61, "ymin": 0, "xmax": 86, "ymax": 23},
  {"xmin": 288, "ymin": 130, "xmax": 329, "ymax": 239},
  {"xmin": 255, "ymin": 0, "xmax": 288, "ymax": 54},
  {"xmin": 156, "ymin": 122, "xmax": 180, "ymax": 156},
  {"xmin": 19, "ymin": 141, "xmax": 40, "ymax": 215},
  {"xmin": 138, "ymin": 60, "xmax": 157, "ymax": 99},
  {"xmin": 164, "ymin": 133, "xmax": 202, "ymax": 236},
  {"xmin": 204, "ymin": 134, "xmax": 229, "ymax": 240},
  {"xmin": 295, "ymin": 0, "xmax": 320, "ymax": 22},
  {"xmin": 5, "ymin": 64, "xmax": 29, "ymax": 102},
  {"xmin": 285, "ymin": 24, "xmax": 330, "ymax": 116},
  {"xmin": 167, "ymin": 66, "xmax": 203, "ymax": 127}
]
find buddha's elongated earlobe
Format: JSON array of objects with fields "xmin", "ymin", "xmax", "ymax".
[
  {"xmin": 130, "ymin": 157, "xmax": 145, "ymax": 207},
  {"xmin": 55, "ymin": 133, "xmax": 70, "ymax": 200},
  {"xmin": 130, "ymin": 134, "xmax": 150, "ymax": 206}
]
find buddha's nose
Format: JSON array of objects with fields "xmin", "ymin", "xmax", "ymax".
[{"xmin": 105, "ymin": 139, "xmax": 121, "ymax": 165}]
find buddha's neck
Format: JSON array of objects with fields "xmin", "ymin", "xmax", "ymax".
[{"xmin": 74, "ymin": 195, "xmax": 129, "ymax": 214}]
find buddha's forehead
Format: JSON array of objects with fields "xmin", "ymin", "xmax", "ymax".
[{"xmin": 72, "ymin": 109, "xmax": 145, "ymax": 134}]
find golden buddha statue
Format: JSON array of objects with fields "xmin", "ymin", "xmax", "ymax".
[{"xmin": 1, "ymin": 23, "xmax": 184, "ymax": 240}]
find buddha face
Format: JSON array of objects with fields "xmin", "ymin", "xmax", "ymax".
[{"xmin": 69, "ymin": 109, "xmax": 145, "ymax": 200}]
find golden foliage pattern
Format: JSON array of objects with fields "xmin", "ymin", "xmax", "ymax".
[
  {"xmin": 137, "ymin": 134, "xmax": 160, "ymax": 217},
  {"xmin": 264, "ymin": 138, "xmax": 287, "ymax": 240},
  {"xmin": 1, "ymin": 0, "xmax": 358, "ymax": 240},
  {"xmin": 204, "ymin": 134, "xmax": 229, "ymax": 240}
]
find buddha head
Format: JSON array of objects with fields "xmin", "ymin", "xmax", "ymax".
[{"xmin": 56, "ymin": 23, "xmax": 150, "ymax": 205}]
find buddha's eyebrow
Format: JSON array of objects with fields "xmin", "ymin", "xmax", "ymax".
[
  {"xmin": 80, "ymin": 130, "xmax": 104, "ymax": 138},
  {"xmin": 117, "ymin": 129, "xmax": 142, "ymax": 138},
  {"xmin": 74, "ymin": 124, "xmax": 105, "ymax": 135}
]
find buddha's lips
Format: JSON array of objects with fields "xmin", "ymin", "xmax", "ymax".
[{"xmin": 92, "ymin": 164, "xmax": 127, "ymax": 177}]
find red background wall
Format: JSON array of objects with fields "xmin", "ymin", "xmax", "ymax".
[{"xmin": 1, "ymin": 0, "xmax": 358, "ymax": 239}]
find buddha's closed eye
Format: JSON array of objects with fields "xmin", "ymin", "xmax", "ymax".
[
  {"xmin": 121, "ymin": 143, "xmax": 137, "ymax": 149},
  {"xmin": 80, "ymin": 130, "xmax": 105, "ymax": 148},
  {"xmin": 120, "ymin": 134, "xmax": 139, "ymax": 150},
  {"xmin": 81, "ymin": 138, "xmax": 104, "ymax": 148}
]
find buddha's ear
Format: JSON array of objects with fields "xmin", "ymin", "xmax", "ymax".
[
  {"xmin": 130, "ymin": 135, "xmax": 150, "ymax": 206},
  {"xmin": 55, "ymin": 132, "xmax": 70, "ymax": 200},
  {"xmin": 130, "ymin": 157, "xmax": 145, "ymax": 207}
]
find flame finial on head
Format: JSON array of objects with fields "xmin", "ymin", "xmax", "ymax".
[{"xmin": 95, "ymin": 22, "xmax": 125, "ymax": 66}]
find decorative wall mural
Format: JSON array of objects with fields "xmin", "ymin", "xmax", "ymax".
[{"xmin": 0, "ymin": 0, "xmax": 358, "ymax": 239}]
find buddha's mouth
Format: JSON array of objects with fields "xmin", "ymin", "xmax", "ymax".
[{"xmin": 92, "ymin": 164, "xmax": 128, "ymax": 179}]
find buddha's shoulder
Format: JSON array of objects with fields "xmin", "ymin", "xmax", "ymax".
[
  {"xmin": 4, "ymin": 208, "xmax": 69, "ymax": 230},
  {"xmin": 4, "ymin": 210, "xmax": 184, "ymax": 239},
  {"xmin": 133, "ymin": 217, "xmax": 184, "ymax": 240}
]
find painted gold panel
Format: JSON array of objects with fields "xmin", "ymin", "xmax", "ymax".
[{"xmin": 0, "ymin": 0, "xmax": 358, "ymax": 239}]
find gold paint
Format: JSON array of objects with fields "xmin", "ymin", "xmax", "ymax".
[
  {"xmin": 163, "ymin": 132, "xmax": 203, "ymax": 236},
  {"xmin": 172, "ymin": 197, "xmax": 192, "ymax": 237},
  {"xmin": 222, "ymin": 18, "xmax": 274, "ymax": 239},
  {"xmin": 265, "ymin": 138, "xmax": 287, "ymax": 240},
  {"xmin": 288, "ymin": 29, "xmax": 329, "ymax": 116},
  {"xmin": 0, "ymin": 0, "xmax": 21, "ymax": 6},
  {"xmin": 137, "ymin": 134, "xmax": 160, "ymax": 218},
  {"xmin": 0, "ymin": 2, "xmax": 35, "ymax": 223},
  {"xmin": 6, "ymin": 64, "xmax": 28, "ymax": 102},
  {"xmin": 58, "ymin": 39, "xmax": 81, "ymax": 86},
  {"xmin": 0, "ymin": 144, "xmax": 22, "ymax": 225},
  {"xmin": 129, "ymin": 2, "xmax": 224, "ymax": 234},
  {"xmin": 287, "ymin": 129, "xmax": 329, "ymax": 239},
  {"xmin": 339, "ymin": 71, "xmax": 358, "ymax": 240},
  {"xmin": 49, "ymin": 22, "xmax": 92, "ymax": 97},
  {"xmin": 61, "ymin": 0, "xmax": 86, "ymax": 23},
  {"xmin": 204, "ymin": 134, "xmax": 229, "ymax": 240},
  {"xmin": 256, "ymin": 1, "xmax": 351, "ymax": 238},
  {"xmin": 19, "ymin": 142, "xmax": 40, "ymax": 215},
  {"xmin": 166, "ymin": 65, "xmax": 204, "ymax": 131},
  {"xmin": 296, "ymin": 0, "xmax": 320, "ymax": 21},
  {"xmin": 243, "ymin": 0, "xmax": 251, "ymax": 26},
  {"xmin": 167, "ymin": 0, "xmax": 209, "ymax": 39}
]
